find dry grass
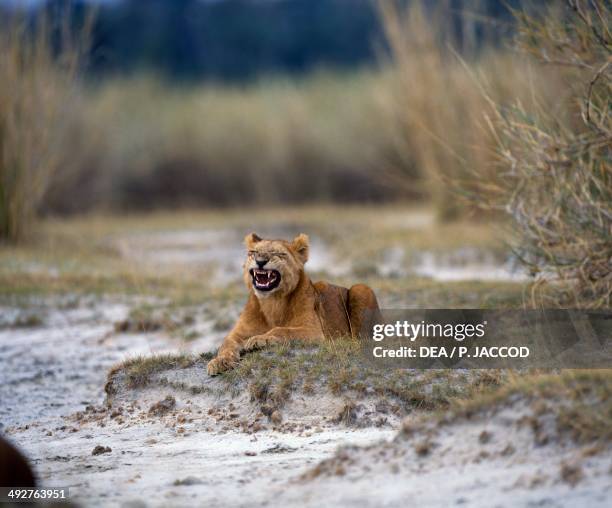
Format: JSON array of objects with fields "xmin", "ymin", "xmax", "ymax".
[
  {"xmin": 0, "ymin": 3, "xmax": 574, "ymax": 226},
  {"xmin": 45, "ymin": 71, "xmax": 399, "ymax": 213},
  {"xmin": 448, "ymin": 369, "xmax": 612, "ymax": 445},
  {"xmin": 105, "ymin": 340, "xmax": 507, "ymax": 417},
  {"xmin": 220, "ymin": 339, "xmax": 505, "ymax": 412},
  {"xmin": 305, "ymin": 369, "xmax": 612, "ymax": 483},
  {"xmin": 104, "ymin": 337, "xmax": 508, "ymax": 417},
  {"xmin": 377, "ymin": 1, "xmax": 564, "ymax": 220},
  {"xmin": 0, "ymin": 1, "xmax": 591, "ymax": 236},
  {"xmin": 0, "ymin": 10, "xmax": 90, "ymax": 242},
  {"xmin": 106, "ymin": 353, "xmax": 203, "ymax": 391},
  {"xmin": 12, "ymin": 5, "xmax": 566, "ymax": 221}
]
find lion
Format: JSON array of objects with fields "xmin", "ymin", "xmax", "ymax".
[{"xmin": 207, "ymin": 232, "xmax": 379, "ymax": 375}]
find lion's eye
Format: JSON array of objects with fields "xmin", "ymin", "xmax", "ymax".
[
  {"xmin": 248, "ymin": 251, "xmax": 257, "ymax": 257},
  {"xmin": 272, "ymin": 252, "xmax": 287, "ymax": 258}
]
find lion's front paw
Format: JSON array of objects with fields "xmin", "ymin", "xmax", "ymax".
[
  {"xmin": 207, "ymin": 354, "xmax": 238, "ymax": 376},
  {"xmin": 243, "ymin": 335, "xmax": 274, "ymax": 351}
]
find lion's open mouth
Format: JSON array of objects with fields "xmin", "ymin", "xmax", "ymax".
[{"xmin": 250, "ymin": 269, "xmax": 281, "ymax": 291}]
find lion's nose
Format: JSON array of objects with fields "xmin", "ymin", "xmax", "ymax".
[{"xmin": 256, "ymin": 258, "xmax": 268, "ymax": 268}]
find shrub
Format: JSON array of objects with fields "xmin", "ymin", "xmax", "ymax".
[{"xmin": 483, "ymin": 0, "xmax": 611, "ymax": 307}]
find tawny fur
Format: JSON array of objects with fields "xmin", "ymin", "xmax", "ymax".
[{"xmin": 207, "ymin": 232, "xmax": 379, "ymax": 375}]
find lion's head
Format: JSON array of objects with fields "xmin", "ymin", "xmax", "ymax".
[{"xmin": 243, "ymin": 232, "xmax": 309, "ymax": 298}]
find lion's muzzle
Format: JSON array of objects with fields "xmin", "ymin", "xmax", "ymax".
[{"xmin": 250, "ymin": 268, "xmax": 281, "ymax": 291}]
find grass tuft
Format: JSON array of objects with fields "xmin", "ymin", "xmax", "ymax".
[
  {"xmin": 107, "ymin": 353, "xmax": 199, "ymax": 390},
  {"xmin": 448, "ymin": 370, "xmax": 612, "ymax": 445},
  {"xmin": 221, "ymin": 340, "xmax": 508, "ymax": 412}
]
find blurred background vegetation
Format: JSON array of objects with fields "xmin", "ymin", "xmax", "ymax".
[
  {"xmin": 0, "ymin": 0, "xmax": 609, "ymax": 306},
  {"xmin": 0, "ymin": 0, "xmax": 541, "ymax": 220}
]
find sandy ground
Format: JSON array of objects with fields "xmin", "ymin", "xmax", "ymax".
[
  {"xmin": 1, "ymin": 300, "xmax": 396, "ymax": 507},
  {"xmin": 4, "ymin": 297, "xmax": 609, "ymax": 508},
  {"xmin": 282, "ymin": 401, "xmax": 612, "ymax": 508},
  {"xmin": 2, "ymin": 222, "xmax": 605, "ymax": 507}
]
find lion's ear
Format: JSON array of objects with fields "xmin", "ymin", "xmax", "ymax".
[
  {"xmin": 244, "ymin": 232, "xmax": 262, "ymax": 249},
  {"xmin": 292, "ymin": 233, "xmax": 309, "ymax": 263}
]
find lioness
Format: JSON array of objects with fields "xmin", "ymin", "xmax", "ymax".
[{"xmin": 207, "ymin": 232, "xmax": 379, "ymax": 375}]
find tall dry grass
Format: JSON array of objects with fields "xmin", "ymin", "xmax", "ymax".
[
  {"xmin": 0, "ymin": 11, "xmax": 90, "ymax": 242},
  {"xmin": 43, "ymin": 72, "xmax": 403, "ymax": 212},
  {"xmin": 377, "ymin": 1, "xmax": 564, "ymax": 220},
  {"xmin": 479, "ymin": 0, "xmax": 611, "ymax": 308}
]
